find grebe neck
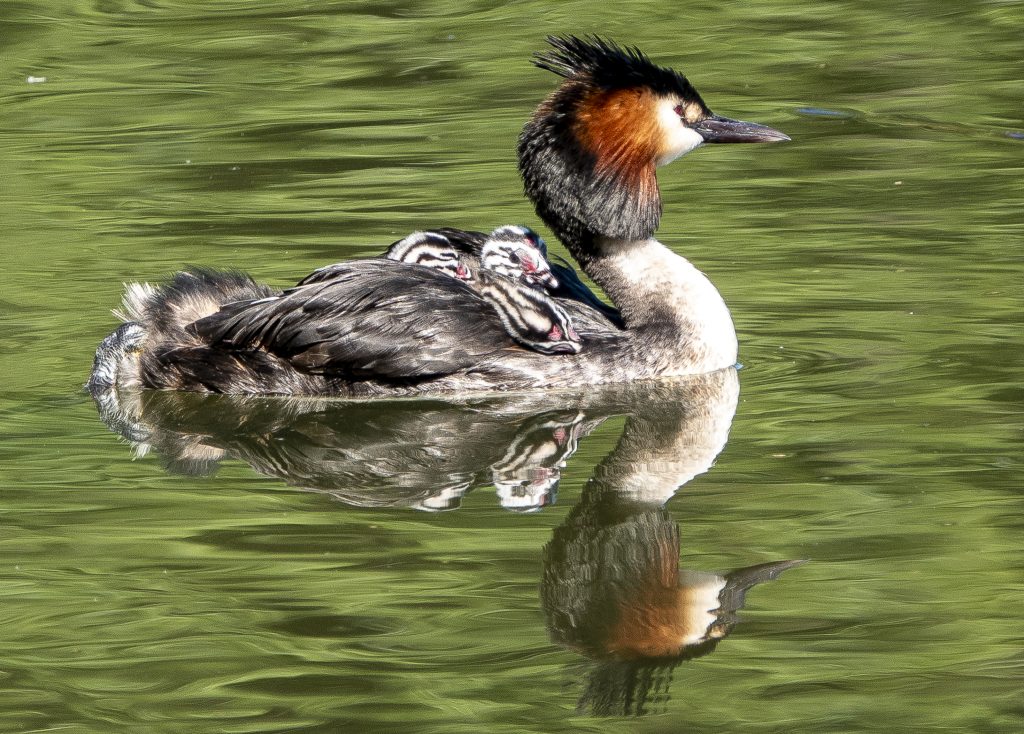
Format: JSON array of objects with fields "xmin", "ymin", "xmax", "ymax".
[{"xmin": 587, "ymin": 236, "xmax": 737, "ymax": 372}]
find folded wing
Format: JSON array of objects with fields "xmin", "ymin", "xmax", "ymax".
[{"xmin": 192, "ymin": 260, "xmax": 517, "ymax": 380}]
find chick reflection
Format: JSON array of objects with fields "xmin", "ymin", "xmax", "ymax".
[
  {"xmin": 89, "ymin": 382, "xmax": 604, "ymax": 511},
  {"xmin": 492, "ymin": 413, "xmax": 595, "ymax": 512}
]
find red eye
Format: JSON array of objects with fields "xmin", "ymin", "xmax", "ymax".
[{"xmin": 673, "ymin": 104, "xmax": 684, "ymax": 117}]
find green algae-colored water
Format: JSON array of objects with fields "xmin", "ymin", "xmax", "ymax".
[{"xmin": 2, "ymin": 2, "xmax": 1023, "ymax": 732}]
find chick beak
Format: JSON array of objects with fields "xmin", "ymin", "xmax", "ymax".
[
  {"xmin": 692, "ymin": 114, "xmax": 790, "ymax": 144},
  {"xmin": 537, "ymin": 271, "xmax": 559, "ymax": 290}
]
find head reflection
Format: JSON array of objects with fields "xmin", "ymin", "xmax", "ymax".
[{"xmin": 542, "ymin": 496, "xmax": 802, "ymax": 715}]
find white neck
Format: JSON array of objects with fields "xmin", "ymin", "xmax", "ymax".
[
  {"xmin": 605, "ymin": 368, "xmax": 740, "ymax": 504},
  {"xmin": 592, "ymin": 238, "xmax": 738, "ymax": 375}
]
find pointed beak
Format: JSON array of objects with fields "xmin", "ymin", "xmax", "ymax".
[
  {"xmin": 692, "ymin": 114, "xmax": 790, "ymax": 144},
  {"xmin": 536, "ymin": 271, "xmax": 559, "ymax": 290}
]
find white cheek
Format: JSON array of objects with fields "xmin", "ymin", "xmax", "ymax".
[{"xmin": 656, "ymin": 100, "xmax": 705, "ymax": 166}]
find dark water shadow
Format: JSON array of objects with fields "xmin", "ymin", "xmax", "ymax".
[{"xmin": 90, "ymin": 369, "xmax": 803, "ymax": 715}]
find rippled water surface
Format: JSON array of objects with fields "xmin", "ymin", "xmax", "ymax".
[{"xmin": 2, "ymin": 2, "xmax": 1023, "ymax": 732}]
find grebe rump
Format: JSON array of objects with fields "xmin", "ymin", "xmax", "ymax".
[{"xmin": 88, "ymin": 36, "xmax": 788, "ymax": 397}]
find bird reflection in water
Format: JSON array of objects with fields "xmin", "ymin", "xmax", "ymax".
[
  {"xmin": 90, "ymin": 367, "xmax": 801, "ymax": 715},
  {"xmin": 527, "ymin": 370, "xmax": 802, "ymax": 715},
  {"xmin": 543, "ymin": 495, "xmax": 802, "ymax": 715},
  {"xmin": 91, "ymin": 384, "xmax": 604, "ymax": 511}
]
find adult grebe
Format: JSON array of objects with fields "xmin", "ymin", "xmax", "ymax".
[{"xmin": 88, "ymin": 35, "xmax": 787, "ymax": 397}]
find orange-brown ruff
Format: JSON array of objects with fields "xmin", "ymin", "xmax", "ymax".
[
  {"xmin": 88, "ymin": 35, "xmax": 788, "ymax": 396},
  {"xmin": 573, "ymin": 87, "xmax": 662, "ymax": 195}
]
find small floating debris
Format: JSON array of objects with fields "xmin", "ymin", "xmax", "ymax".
[
  {"xmin": 1005, "ymin": 131, "xmax": 1024, "ymax": 140},
  {"xmin": 795, "ymin": 106, "xmax": 856, "ymax": 120},
  {"xmin": 26, "ymin": 75, "xmax": 47, "ymax": 84}
]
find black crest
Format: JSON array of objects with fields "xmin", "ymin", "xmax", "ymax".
[{"xmin": 534, "ymin": 35, "xmax": 701, "ymax": 101}]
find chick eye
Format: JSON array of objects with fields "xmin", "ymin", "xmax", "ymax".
[{"xmin": 508, "ymin": 251, "xmax": 521, "ymax": 265}]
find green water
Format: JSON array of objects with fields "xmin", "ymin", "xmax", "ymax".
[{"xmin": 2, "ymin": 1, "xmax": 1023, "ymax": 732}]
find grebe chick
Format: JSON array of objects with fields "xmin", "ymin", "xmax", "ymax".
[
  {"xmin": 382, "ymin": 225, "xmax": 583, "ymax": 354},
  {"xmin": 432, "ymin": 225, "xmax": 624, "ymax": 329},
  {"xmin": 89, "ymin": 35, "xmax": 787, "ymax": 397},
  {"xmin": 387, "ymin": 227, "xmax": 582, "ymax": 355},
  {"xmin": 300, "ymin": 226, "xmax": 553, "ymax": 290},
  {"xmin": 388, "ymin": 225, "xmax": 557, "ymax": 290},
  {"xmin": 478, "ymin": 225, "xmax": 558, "ymax": 290},
  {"xmin": 386, "ymin": 227, "xmax": 582, "ymax": 355},
  {"xmin": 473, "ymin": 226, "xmax": 582, "ymax": 355},
  {"xmin": 296, "ymin": 231, "xmax": 473, "ymax": 288},
  {"xmin": 384, "ymin": 231, "xmax": 473, "ymax": 281},
  {"xmin": 476, "ymin": 270, "xmax": 581, "ymax": 355}
]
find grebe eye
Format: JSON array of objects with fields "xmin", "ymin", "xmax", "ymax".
[
  {"xmin": 673, "ymin": 103, "xmax": 684, "ymax": 118},
  {"xmin": 508, "ymin": 251, "xmax": 521, "ymax": 265}
]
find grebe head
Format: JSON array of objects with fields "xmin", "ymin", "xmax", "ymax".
[
  {"xmin": 476, "ymin": 271, "xmax": 582, "ymax": 355},
  {"xmin": 480, "ymin": 225, "xmax": 559, "ymax": 290},
  {"xmin": 519, "ymin": 35, "xmax": 789, "ymax": 257},
  {"xmin": 385, "ymin": 231, "xmax": 473, "ymax": 281},
  {"xmin": 504, "ymin": 223, "xmax": 549, "ymax": 258}
]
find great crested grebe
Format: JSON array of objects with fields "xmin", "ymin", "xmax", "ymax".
[{"xmin": 88, "ymin": 35, "xmax": 787, "ymax": 397}]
